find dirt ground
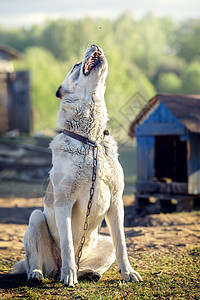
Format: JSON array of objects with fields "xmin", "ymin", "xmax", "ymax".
[{"xmin": 0, "ymin": 196, "xmax": 200, "ymax": 262}]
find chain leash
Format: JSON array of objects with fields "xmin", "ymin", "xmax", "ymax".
[{"xmin": 76, "ymin": 143, "xmax": 98, "ymax": 271}]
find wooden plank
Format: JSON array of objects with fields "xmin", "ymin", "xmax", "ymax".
[
  {"xmin": 136, "ymin": 180, "xmax": 159, "ymax": 192},
  {"xmin": 136, "ymin": 136, "xmax": 155, "ymax": 181},
  {"xmin": 136, "ymin": 180, "xmax": 188, "ymax": 194},
  {"xmin": 136, "ymin": 122, "xmax": 186, "ymax": 136},
  {"xmin": 176, "ymin": 197, "xmax": 194, "ymax": 211},
  {"xmin": 0, "ymin": 160, "xmax": 51, "ymax": 169},
  {"xmin": 188, "ymin": 132, "xmax": 200, "ymax": 194},
  {"xmin": 0, "ymin": 73, "xmax": 8, "ymax": 134},
  {"xmin": 135, "ymin": 191, "xmax": 196, "ymax": 212}
]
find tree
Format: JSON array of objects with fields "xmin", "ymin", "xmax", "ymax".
[
  {"xmin": 172, "ymin": 19, "xmax": 200, "ymax": 63},
  {"xmin": 157, "ymin": 72, "xmax": 182, "ymax": 94},
  {"xmin": 131, "ymin": 13, "xmax": 174, "ymax": 79},
  {"xmin": 182, "ymin": 62, "xmax": 200, "ymax": 94},
  {"xmin": 15, "ymin": 47, "xmax": 67, "ymax": 132},
  {"xmin": 153, "ymin": 55, "xmax": 186, "ymax": 85}
]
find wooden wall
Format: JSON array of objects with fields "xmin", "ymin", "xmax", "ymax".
[
  {"xmin": 136, "ymin": 136, "xmax": 155, "ymax": 182},
  {"xmin": 0, "ymin": 70, "xmax": 31, "ymax": 134},
  {"xmin": 188, "ymin": 132, "xmax": 200, "ymax": 194},
  {"xmin": 135, "ymin": 102, "xmax": 186, "ymax": 137}
]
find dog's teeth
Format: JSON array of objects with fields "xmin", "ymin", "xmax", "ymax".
[{"xmin": 84, "ymin": 52, "xmax": 101, "ymax": 75}]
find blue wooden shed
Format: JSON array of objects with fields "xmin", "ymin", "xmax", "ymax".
[{"xmin": 129, "ymin": 94, "xmax": 200, "ymax": 212}]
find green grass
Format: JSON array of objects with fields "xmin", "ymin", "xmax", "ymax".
[
  {"xmin": 118, "ymin": 143, "xmax": 137, "ymax": 195},
  {"xmin": 0, "ymin": 248, "xmax": 199, "ymax": 299}
]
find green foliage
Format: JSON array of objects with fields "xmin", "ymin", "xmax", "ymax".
[
  {"xmin": 1, "ymin": 13, "xmax": 200, "ymax": 132},
  {"xmin": 132, "ymin": 13, "xmax": 173, "ymax": 79},
  {"xmin": 15, "ymin": 47, "xmax": 67, "ymax": 131},
  {"xmin": 157, "ymin": 72, "xmax": 182, "ymax": 94},
  {"xmin": 153, "ymin": 55, "xmax": 186, "ymax": 85},
  {"xmin": 182, "ymin": 61, "xmax": 200, "ymax": 94},
  {"xmin": 172, "ymin": 19, "xmax": 200, "ymax": 63}
]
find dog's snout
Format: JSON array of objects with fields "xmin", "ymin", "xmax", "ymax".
[
  {"xmin": 56, "ymin": 86, "xmax": 62, "ymax": 99},
  {"xmin": 91, "ymin": 44, "xmax": 101, "ymax": 53}
]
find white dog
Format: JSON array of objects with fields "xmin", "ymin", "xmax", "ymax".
[{"xmin": 13, "ymin": 45, "xmax": 142, "ymax": 286}]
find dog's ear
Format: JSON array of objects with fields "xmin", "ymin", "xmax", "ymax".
[{"xmin": 56, "ymin": 86, "xmax": 62, "ymax": 99}]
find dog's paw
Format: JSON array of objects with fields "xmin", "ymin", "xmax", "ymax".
[
  {"xmin": 119, "ymin": 267, "xmax": 143, "ymax": 282},
  {"xmin": 28, "ymin": 269, "xmax": 43, "ymax": 284},
  {"xmin": 61, "ymin": 268, "xmax": 78, "ymax": 287}
]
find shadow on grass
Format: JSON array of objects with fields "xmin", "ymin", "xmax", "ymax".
[
  {"xmin": 0, "ymin": 272, "xmax": 119, "ymax": 290},
  {"xmin": 0, "ymin": 273, "xmax": 28, "ymax": 289}
]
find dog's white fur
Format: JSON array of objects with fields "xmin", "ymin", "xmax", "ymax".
[{"xmin": 13, "ymin": 45, "xmax": 142, "ymax": 286}]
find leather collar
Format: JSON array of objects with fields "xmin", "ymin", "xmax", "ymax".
[{"xmin": 63, "ymin": 129, "xmax": 97, "ymax": 147}]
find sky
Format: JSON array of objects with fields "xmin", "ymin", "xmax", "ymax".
[{"xmin": 0, "ymin": 0, "xmax": 200, "ymax": 27}]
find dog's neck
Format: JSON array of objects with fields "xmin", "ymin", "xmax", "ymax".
[{"xmin": 58, "ymin": 92, "xmax": 108, "ymax": 141}]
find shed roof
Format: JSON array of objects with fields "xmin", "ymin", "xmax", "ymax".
[
  {"xmin": 0, "ymin": 43, "xmax": 24, "ymax": 60},
  {"xmin": 129, "ymin": 94, "xmax": 200, "ymax": 137}
]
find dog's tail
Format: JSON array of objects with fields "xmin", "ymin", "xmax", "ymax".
[{"xmin": 11, "ymin": 259, "xmax": 27, "ymax": 274}]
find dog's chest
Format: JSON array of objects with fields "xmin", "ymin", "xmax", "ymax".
[
  {"xmin": 72, "ymin": 179, "xmax": 111, "ymax": 237},
  {"xmin": 50, "ymin": 134, "xmax": 123, "ymax": 196}
]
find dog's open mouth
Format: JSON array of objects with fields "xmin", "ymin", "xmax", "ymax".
[{"xmin": 83, "ymin": 50, "xmax": 102, "ymax": 76}]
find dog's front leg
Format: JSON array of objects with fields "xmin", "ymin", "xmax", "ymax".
[
  {"xmin": 106, "ymin": 198, "xmax": 143, "ymax": 282},
  {"xmin": 54, "ymin": 203, "xmax": 78, "ymax": 287}
]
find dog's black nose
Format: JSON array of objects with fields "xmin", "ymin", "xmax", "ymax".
[
  {"xmin": 91, "ymin": 44, "xmax": 100, "ymax": 51},
  {"xmin": 56, "ymin": 86, "xmax": 62, "ymax": 98}
]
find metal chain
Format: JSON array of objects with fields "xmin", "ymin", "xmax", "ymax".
[{"xmin": 76, "ymin": 144, "xmax": 98, "ymax": 271}]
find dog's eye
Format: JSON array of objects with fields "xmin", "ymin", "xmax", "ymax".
[{"xmin": 71, "ymin": 63, "xmax": 81, "ymax": 72}]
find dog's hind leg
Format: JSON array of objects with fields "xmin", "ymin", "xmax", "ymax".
[
  {"xmin": 23, "ymin": 209, "xmax": 58, "ymax": 283},
  {"xmin": 78, "ymin": 235, "xmax": 115, "ymax": 281}
]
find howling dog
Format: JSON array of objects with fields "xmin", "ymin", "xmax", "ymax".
[{"xmin": 13, "ymin": 45, "xmax": 142, "ymax": 286}]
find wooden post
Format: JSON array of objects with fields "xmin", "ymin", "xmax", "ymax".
[{"xmin": 7, "ymin": 70, "xmax": 31, "ymax": 134}]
